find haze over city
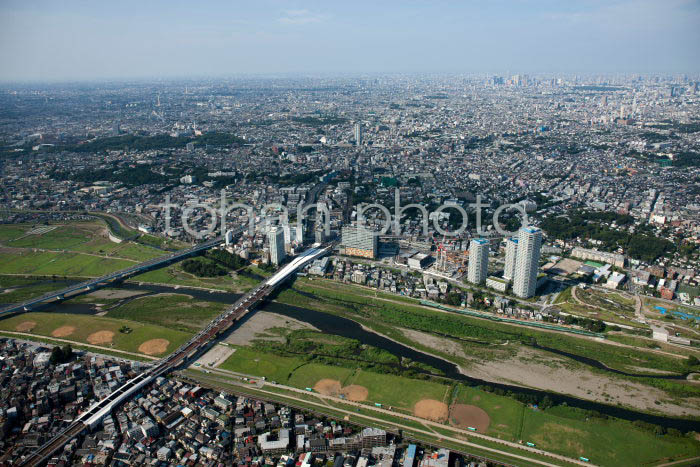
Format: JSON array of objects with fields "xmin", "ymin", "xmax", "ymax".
[{"xmin": 1, "ymin": 0, "xmax": 700, "ymax": 81}]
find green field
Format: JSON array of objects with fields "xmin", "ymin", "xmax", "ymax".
[
  {"xmin": 216, "ymin": 346, "xmax": 700, "ymax": 466},
  {"xmin": 520, "ymin": 406, "xmax": 700, "ymax": 466},
  {"xmin": 6, "ymin": 224, "xmax": 94, "ymax": 249},
  {"xmin": 0, "ymin": 250, "xmax": 136, "ymax": 276},
  {"xmin": 0, "ymin": 311, "xmax": 191, "ymax": 355},
  {"xmin": 348, "ymin": 369, "xmax": 451, "ymax": 410},
  {"xmin": 220, "ymin": 347, "xmax": 450, "ymax": 410},
  {"xmin": 450, "ymin": 384, "xmax": 700, "ymax": 465},
  {"xmin": 452, "ymin": 385, "xmax": 524, "ymax": 441},
  {"xmin": 0, "ymin": 280, "xmax": 73, "ymax": 303},
  {"xmin": 219, "ymin": 346, "xmax": 305, "ymax": 382},
  {"xmin": 105, "ymin": 293, "xmax": 227, "ymax": 332},
  {"xmin": 131, "ymin": 265, "xmax": 255, "ymax": 292},
  {"xmin": 0, "ymin": 222, "xmax": 166, "ymax": 260},
  {"xmin": 0, "ymin": 221, "xmax": 256, "ymax": 292},
  {"xmin": 0, "ymin": 225, "xmax": 27, "ymax": 242},
  {"xmin": 287, "ymin": 363, "xmax": 356, "ymax": 388}
]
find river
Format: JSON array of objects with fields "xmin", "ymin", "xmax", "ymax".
[{"xmin": 1, "ymin": 280, "xmax": 698, "ymax": 431}]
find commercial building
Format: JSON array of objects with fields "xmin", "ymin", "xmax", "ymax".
[
  {"xmin": 407, "ymin": 252, "xmax": 431, "ymax": 270},
  {"xmin": 512, "ymin": 227, "xmax": 543, "ymax": 298},
  {"xmin": 503, "ymin": 237, "xmax": 518, "ymax": 281},
  {"xmin": 342, "ymin": 225, "xmax": 378, "ymax": 259},
  {"xmin": 467, "ymin": 238, "xmax": 489, "ymax": 284},
  {"xmin": 268, "ymin": 226, "xmax": 286, "ymax": 266},
  {"xmin": 571, "ymin": 247, "xmax": 625, "ymax": 268}
]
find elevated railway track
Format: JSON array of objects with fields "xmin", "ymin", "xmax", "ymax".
[{"xmin": 17, "ymin": 245, "xmax": 330, "ymax": 466}]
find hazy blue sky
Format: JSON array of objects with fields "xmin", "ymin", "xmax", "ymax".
[{"xmin": 1, "ymin": 0, "xmax": 699, "ymax": 81}]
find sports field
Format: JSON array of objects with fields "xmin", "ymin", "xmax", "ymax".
[
  {"xmin": 217, "ymin": 345, "xmax": 700, "ymax": 465},
  {"xmin": 452, "ymin": 385, "xmax": 524, "ymax": 440},
  {"xmin": 220, "ymin": 347, "xmax": 451, "ymax": 413},
  {"xmin": 105, "ymin": 293, "xmax": 228, "ymax": 332},
  {"xmin": 520, "ymin": 406, "xmax": 700, "ymax": 465},
  {"xmin": 0, "ymin": 311, "xmax": 190, "ymax": 356},
  {"xmin": 218, "ymin": 346, "xmax": 305, "ymax": 382}
]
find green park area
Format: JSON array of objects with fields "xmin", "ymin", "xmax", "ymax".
[
  {"xmin": 219, "ymin": 346, "xmax": 451, "ymax": 412},
  {"xmin": 105, "ymin": 293, "xmax": 228, "ymax": 333},
  {"xmin": 216, "ymin": 344, "xmax": 700, "ymax": 466},
  {"xmin": 554, "ymin": 285, "xmax": 645, "ymax": 328},
  {"xmin": 218, "ymin": 346, "xmax": 306, "ymax": 383},
  {"xmin": 0, "ymin": 311, "xmax": 190, "ymax": 356},
  {"xmin": 519, "ymin": 405, "xmax": 700, "ymax": 465},
  {"xmin": 0, "ymin": 221, "xmax": 258, "ymax": 293},
  {"xmin": 278, "ymin": 279, "xmax": 696, "ymax": 376}
]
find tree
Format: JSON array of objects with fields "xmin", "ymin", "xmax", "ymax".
[
  {"xmin": 49, "ymin": 344, "xmax": 74, "ymax": 365},
  {"xmin": 540, "ymin": 395, "xmax": 554, "ymax": 409}
]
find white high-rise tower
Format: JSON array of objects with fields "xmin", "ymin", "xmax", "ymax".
[
  {"xmin": 354, "ymin": 122, "xmax": 362, "ymax": 146},
  {"xmin": 467, "ymin": 238, "xmax": 489, "ymax": 284},
  {"xmin": 268, "ymin": 226, "xmax": 286, "ymax": 266},
  {"xmin": 503, "ymin": 237, "xmax": 518, "ymax": 281},
  {"xmin": 512, "ymin": 227, "xmax": 542, "ymax": 298}
]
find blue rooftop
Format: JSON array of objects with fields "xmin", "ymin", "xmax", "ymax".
[{"xmin": 473, "ymin": 238, "xmax": 489, "ymax": 245}]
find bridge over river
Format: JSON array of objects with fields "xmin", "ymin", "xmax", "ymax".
[{"xmin": 17, "ymin": 244, "xmax": 331, "ymax": 466}]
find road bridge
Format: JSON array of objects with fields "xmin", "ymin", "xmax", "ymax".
[
  {"xmin": 0, "ymin": 235, "xmax": 226, "ymax": 318},
  {"xmin": 17, "ymin": 245, "xmax": 331, "ymax": 467}
]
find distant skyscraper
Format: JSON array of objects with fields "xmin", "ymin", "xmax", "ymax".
[
  {"xmin": 503, "ymin": 237, "xmax": 518, "ymax": 281},
  {"xmin": 354, "ymin": 122, "xmax": 362, "ymax": 146},
  {"xmin": 467, "ymin": 238, "xmax": 489, "ymax": 284},
  {"xmin": 512, "ymin": 227, "xmax": 542, "ymax": 298},
  {"xmin": 268, "ymin": 226, "xmax": 286, "ymax": 266}
]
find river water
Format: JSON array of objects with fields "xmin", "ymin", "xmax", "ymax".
[{"xmin": 2, "ymin": 281, "xmax": 698, "ymax": 431}]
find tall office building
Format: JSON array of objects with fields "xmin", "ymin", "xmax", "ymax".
[
  {"xmin": 342, "ymin": 225, "xmax": 377, "ymax": 259},
  {"xmin": 503, "ymin": 237, "xmax": 518, "ymax": 281},
  {"xmin": 467, "ymin": 238, "xmax": 489, "ymax": 284},
  {"xmin": 268, "ymin": 226, "xmax": 286, "ymax": 266},
  {"xmin": 512, "ymin": 227, "xmax": 542, "ymax": 298},
  {"xmin": 354, "ymin": 122, "xmax": 362, "ymax": 146}
]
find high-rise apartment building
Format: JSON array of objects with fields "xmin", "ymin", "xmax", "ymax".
[
  {"xmin": 503, "ymin": 237, "xmax": 518, "ymax": 281},
  {"xmin": 354, "ymin": 122, "xmax": 362, "ymax": 146},
  {"xmin": 268, "ymin": 226, "xmax": 286, "ymax": 266},
  {"xmin": 512, "ymin": 227, "xmax": 542, "ymax": 298},
  {"xmin": 467, "ymin": 238, "xmax": 489, "ymax": 284}
]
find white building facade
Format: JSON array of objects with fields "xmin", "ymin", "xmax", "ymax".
[
  {"xmin": 467, "ymin": 238, "xmax": 489, "ymax": 284},
  {"xmin": 512, "ymin": 227, "xmax": 543, "ymax": 298}
]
